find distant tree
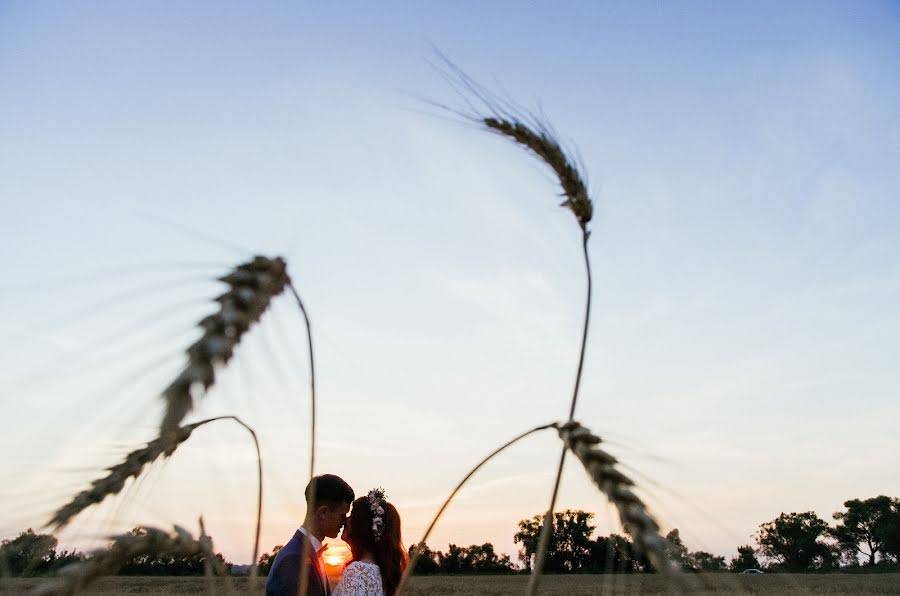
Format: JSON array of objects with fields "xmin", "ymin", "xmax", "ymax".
[
  {"xmin": 437, "ymin": 544, "xmax": 466, "ymax": 574},
  {"xmin": 257, "ymin": 545, "xmax": 282, "ymax": 576},
  {"xmin": 514, "ymin": 509, "xmax": 595, "ymax": 573},
  {"xmin": 831, "ymin": 496, "xmax": 899, "ymax": 566},
  {"xmin": 882, "ymin": 509, "xmax": 900, "ymax": 563},
  {"xmin": 408, "ymin": 543, "xmax": 441, "ymax": 574},
  {"xmin": 690, "ymin": 551, "xmax": 727, "ymax": 572},
  {"xmin": 757, "ymin": 512, "xmax": 835, "ymax": 571},
  {"xmin": 665, "ymin": 529, "xmax": 691, "ymax": 571},
  {"xmin": 589, "ymin": 534, "xmax": 646, "ymax": 573},
  {"xmin": 47, "ymin": 548, "xmax": 86, "ymax": 573},
  {"xmin": 729, "ymin": 545, "xmax": 760, "ymax": 572},
  {"xmin": 0, "ymin": 529, "xmax": 58, "ymax": 576},
  {"xmin": 463, "ymin": 543, "xmax": 514, "ymax": 574},
  {"xmin": 663, "ymin": 529, "xmax": 729, "ymax": 572},
  {"xmin": 411, "ymin": 542, "xmax": 513, "ymax": 575},
  {"xmin": 115, "ymin": 527, "xmax": 231, "ymax": 576}
]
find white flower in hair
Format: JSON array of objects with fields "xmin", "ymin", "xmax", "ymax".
[{"xmin": 366, "ymin": 487, "xmax": 388, "ymax": 541}]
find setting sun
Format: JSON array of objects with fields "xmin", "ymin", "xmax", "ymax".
[{"xmin": 323, "ymin": 543, "xmax": 351, "ymax": 568}]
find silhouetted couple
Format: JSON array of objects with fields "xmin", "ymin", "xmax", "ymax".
[{"xmin": 266, "ymin": 474, "xmax": 408, "ymax": 596}]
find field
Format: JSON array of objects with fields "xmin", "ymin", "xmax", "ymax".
[{"xmin": 2, "ymin": 575, "xmax": 899, "ymax": 595}]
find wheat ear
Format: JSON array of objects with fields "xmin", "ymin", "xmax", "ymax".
[
  {"xmin": 161, "ymin": 255, "xmax": 289, "ymax": 432},
  {"xmin": 483, "ymin": 117, "xmax": 593, "ymax": 233},
  {"xmin": 395, "ymin": 422, "xmax": 559, "ymax": 595},
  {"xmin": 560, "ymin": 421, "xmax": 686, "ymax": 591},
  {"xmin": 39, "ymin": 522, "xmax": 224, "ymax": 595}
]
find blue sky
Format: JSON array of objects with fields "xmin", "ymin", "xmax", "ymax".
[{"xmin": 1, "ymin": 1, "xmax": 898, "ymax": 564}]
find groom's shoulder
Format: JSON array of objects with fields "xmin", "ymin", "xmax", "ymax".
[
  {"xmin": 267, "ymin": 535, "xmax": 302, "ymax": 585},
  {"xmin": 276, "ymin": 531, "xmax": 305, "ymax": 557}
]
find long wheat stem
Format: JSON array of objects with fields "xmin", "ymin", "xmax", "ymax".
[
  {"xmin": 226, "ymin": 417, "xmax": 264, "ymax": 590},
  {"xmin": 287, "ymin": 282, "xmax": 316, "ymax": 480},
  {"xmin": 395, "ymin": 422, "xmax": 558, "ymax": 595},
  {"xmin": 286, "ymin": 282, "xmax": 318, "ymax": 596},
  {"xmin": 528, "ymin": 232, "xmax": 592, "ymax": 594},
  {"xmin": 569, "ymin": 234, "xmax": 593, "ymax": 421}
]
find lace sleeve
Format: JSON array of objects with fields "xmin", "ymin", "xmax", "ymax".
[{"xmin": 332, "ymin": 561, "xmax": 384, "ymax": 596}]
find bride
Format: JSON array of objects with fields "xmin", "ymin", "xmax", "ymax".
[{"xmin": 333, "ymin": 488, "xmax": 408, "ymax": 596}]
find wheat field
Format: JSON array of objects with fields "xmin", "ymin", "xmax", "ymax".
[{"xmin": 3, "ymin": 575, "xmax": 900, "ymax": 595}]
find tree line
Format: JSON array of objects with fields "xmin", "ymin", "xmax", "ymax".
[
  {"xmin": 0, "ymin": 528, "xmax": 231, "ymax": 578},
  {"xmin": 402, "ymin": 495, "xmax": 900, "ymax": 575},
  {"xmin": 5, "ymin": 495, "xmax": 899, "ymax": 577}
]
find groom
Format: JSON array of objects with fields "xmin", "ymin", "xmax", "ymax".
[{"xmin": 266, "ymin": 474, "xmax": 355, "ymax": 596}]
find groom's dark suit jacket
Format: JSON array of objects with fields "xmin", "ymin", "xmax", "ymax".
[{"xmin": 266, "ymin": 529, "xmax": 330, "ymax": 596}]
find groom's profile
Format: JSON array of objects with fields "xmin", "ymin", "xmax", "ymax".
[{"xmin": 266, "ymin": 474, "xmax": 354, "ymax": 596}]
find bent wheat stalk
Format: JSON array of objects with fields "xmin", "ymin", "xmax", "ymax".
[
  {"xmin": 560, "ymin": 421, "xmax": 685, "ymax": 591},
  {"xmin": 286, "ymin": 282, "xmax": 319, "ymax": 596},
  {"xmin": 161, "ymin": 255, "xmax": 289, "ymax": 432},
  {"xmin": 51, "ymin": 256, "xmax": 316, "ymax": 590},
  {"xmin": 396, "ymin": 422, "xmax": 559, "ymax": 595},
  {"xmin": 48, "ymin": 416, "xmax": 263, "ymax": 583},
  {"xmin": 39, "ymin": 522, "xmax": 224, "ymax": 595}
]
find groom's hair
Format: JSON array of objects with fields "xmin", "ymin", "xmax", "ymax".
[{"xmin": 305, "ymin": 474, "xmax": 354, "ymax": 507}]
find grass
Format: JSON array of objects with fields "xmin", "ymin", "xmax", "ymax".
[{"xmin": 5, "ymin": 575, "xmax": 900, "ymax": 595}]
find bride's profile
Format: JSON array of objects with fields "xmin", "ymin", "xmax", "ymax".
[{"xmin": 333, "ymin": 488, "xmax": 408, "ymax": 596}]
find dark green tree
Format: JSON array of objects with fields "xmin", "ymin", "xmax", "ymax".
[
  {"xmin": 0, "ymin": 529, "xmax": 58, "ymax": 577},
  {"xmin": 665, "ymin": 529, "xmax": 691, "ymax": 571},
  {"xmin": 257, "ymin": 545, "xmax": 282, "ymax": 576},
  {"xmin": 415, "ymin": 543, "xmax": 512, "ymax": 574},
  {"xmin": 882, "ymin": 509, "xmax": 900, "ymax": 563},
  {"xmin": 437, "ymin": 544, "xmax": 466, "ymax": 574},
  {"xmin": 514, "ymin": 509, "xmax": 595, "ymax": 573},
  {"xmin": 463, "ymin": 543, "xmax": 514, "ymax": 573},
  {"xmin": 729, "ymin": 545, "xmax": 760, "ymax": 572},
  {"xmin": 407, "ymin": 543, "xmax": 441, "ymax": 574},
  {"xmin": 114, "ymin": 527, "xmax": 231, "ymax": 576},
  {"xmin": 831, "ymin": 496, "xmax": 899, "ymax": 566},
  {"xmin": 756, "ymin": 512, "xmax": 835, "ymax": 571},
  {"xmin": 48, "ymin": 548, "xmax": 85, "ymax": 573},
  {"xmin": 690, "ymin": 551, "xmax": 727, "ymax": 572},
  {"xmin": 589, "ymin": 534, "xmax": 646, "ymax": 573}
]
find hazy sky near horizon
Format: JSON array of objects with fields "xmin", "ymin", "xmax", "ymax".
[{"xmin": 1, "ymin": 1, "xmax": 898, "ymax": 565}]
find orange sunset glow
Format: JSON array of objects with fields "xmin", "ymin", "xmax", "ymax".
[{"xmin": 322, "ymin": 542, "xmax": 351, "ymax": 568}]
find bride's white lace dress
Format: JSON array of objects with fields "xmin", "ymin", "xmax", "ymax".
[{"xmin": 333, "ymin": 561, "xmax": 384, "ymax": 596}]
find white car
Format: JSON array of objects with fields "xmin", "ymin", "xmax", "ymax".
[{"xmin": 741, "ymin": 569, "xmax": 764, "ymax": 574}]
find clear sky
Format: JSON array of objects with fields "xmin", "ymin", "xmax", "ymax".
[{"xmin": 1, "ymin": 1, "xmax": 898, "ymax": 566}]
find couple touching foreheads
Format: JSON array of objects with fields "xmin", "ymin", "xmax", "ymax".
[{"xmin": 266, "ymin": 474, "xmax": 408, "ymax": 596}]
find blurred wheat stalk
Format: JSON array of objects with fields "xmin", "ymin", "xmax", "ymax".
[
  {"xmin": 160, "ymin": 256, "xmax": 289, "ymax": 431},
  {"xmin": 39, "ymin": 522, "xmax": 223, "ymax": 595},
  {"xmin": 40, "ymin": 255, "xmax": 318, "ymax": 592}
]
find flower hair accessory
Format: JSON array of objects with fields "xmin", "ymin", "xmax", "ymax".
[{"xmin": 367, "ymin": 487, "xmax": 387, "ymax": 541}]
